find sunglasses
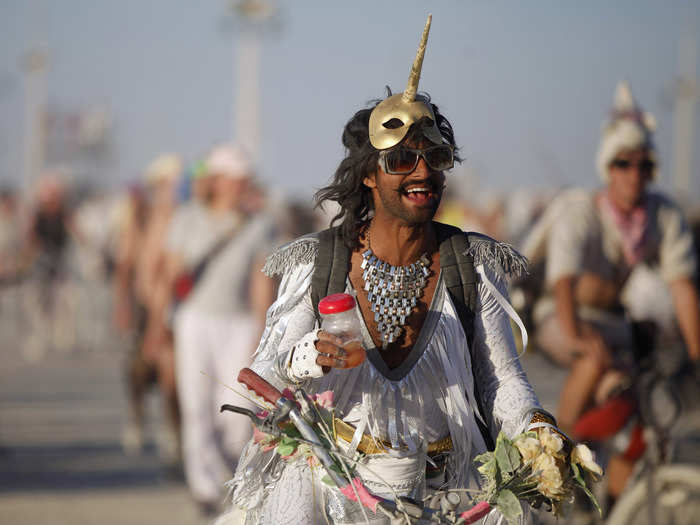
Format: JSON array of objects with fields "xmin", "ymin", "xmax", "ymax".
[
  {"xmin": 378, "ymin": 145, "xmax": 454, "ymax": 175},
  {"xmin": 610, "ymin": 158, "xmax": 655, "ymax": 173}
]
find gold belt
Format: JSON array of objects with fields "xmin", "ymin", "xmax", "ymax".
[{"xmin": 333, "ymin": 417, "xmax": 452, "ymax": 456}]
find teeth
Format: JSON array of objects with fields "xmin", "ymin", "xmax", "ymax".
[{"xmin": 406, "ymin": 188, "xmax": 429, "ymax": 193}]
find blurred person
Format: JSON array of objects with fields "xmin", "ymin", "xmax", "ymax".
[
  {"xmin": 526, "ymin": 82, "xmax": 700, "ymax": 498},
  {"xmin": 25, "ymin": 174, "xmax": 73, "ymax": 281},
  {"xmin": 70, "ymin": 187, "xmax": 125, "ymax": 351},
  {"xmin": 163, "ymin": 145, "xmax": 276, "ymax": 514},
  {"xmin": 166, "ymin": 160, "xmax": 216, "ymax": 261},
  {"xmin": 72, "ymin": 185, "xmax": 120, "ymax": 281},
  {"xmin": 132, "ymin": 153, "xmax": 184, "ymax": 462},
  {"xmin": 22, "ymin": 173, "xmax": 83, "ymax": 360},
  {"xmin": 113, "ymin": 182, "xmax": 154, "ymax": 454}
]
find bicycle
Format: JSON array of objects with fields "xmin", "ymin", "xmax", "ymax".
[
  {"xmin": 223, "ymin": 367, "xmax": 495, "ymax": 525},
  {"xmin": 573, "ymin": 336, "xmax": 700, "ymax": 525}
]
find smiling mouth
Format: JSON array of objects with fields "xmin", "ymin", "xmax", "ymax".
[{"xmin": 400, "ymin": 184, "xmax": 440, "ymax": 206}]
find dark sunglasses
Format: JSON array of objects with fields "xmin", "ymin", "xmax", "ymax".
[
  {"xmin": 610, "ymin": 158, "xmax": 655, "ymax": 173},
  {"xmin": 378, "ymin": 144, "xmax": 454, "ymax": 175}
]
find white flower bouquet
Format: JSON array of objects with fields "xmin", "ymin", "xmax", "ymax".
[{"xmin": 470, "ymin": 428, "xmax": 603, "ymax": 524}]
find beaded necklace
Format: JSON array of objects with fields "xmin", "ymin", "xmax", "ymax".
[{"xmin": 360, "ymin": 229, "xmax": 431, "ymax": 348}]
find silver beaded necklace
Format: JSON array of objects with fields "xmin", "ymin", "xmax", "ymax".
[{"xmin": 360, "ymin": 229, "xmax": 431, "ymax": 348}]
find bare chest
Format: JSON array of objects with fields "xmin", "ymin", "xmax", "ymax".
[{"xmin": 348, "ymin": 249, "xmax": 441, "ymax": 370}]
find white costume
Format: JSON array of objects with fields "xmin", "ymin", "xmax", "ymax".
[{"xmin": 222, "ymin": 234, "xmax": 544, "ymax": 524}]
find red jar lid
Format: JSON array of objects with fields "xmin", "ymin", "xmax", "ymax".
[{"xmin": 318, "ymin": 293, "xmax": 356, "ymax": 314}]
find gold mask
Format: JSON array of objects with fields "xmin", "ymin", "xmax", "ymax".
[{"xmin": 368, "ymin": 15, "xmax": 443, "ymax": 151}]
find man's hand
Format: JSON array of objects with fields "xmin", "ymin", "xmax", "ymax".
[
  {"xmin": 574, "ymin": 272, "xmax": 621, "ymax": 309},
  {"xmin": 315, "ymin": 331, "xmax": 366, "ymax": 370},
  {"xmin": 572, "ymin": 331, "xmax": 613, "ymax": 368}
]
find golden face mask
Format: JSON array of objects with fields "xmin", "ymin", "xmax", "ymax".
[{"xmin": 368, "ymin": 15, "xmax": 443, "ymax": 151}]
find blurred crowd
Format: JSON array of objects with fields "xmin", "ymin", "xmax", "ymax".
[{"xmin": 1, "ymin": 80, "xmax": 700, "ymax": 521}]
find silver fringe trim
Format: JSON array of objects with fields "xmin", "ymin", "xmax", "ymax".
[
  {"xmin": 466, "ymin": 234, "xmax": 529, "ymax": 278},
  {"xmin": 262, "ymin": 235, "xmax": 319, "ymax": 277}
]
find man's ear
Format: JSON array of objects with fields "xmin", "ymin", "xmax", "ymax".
[{"xmin": 363, "ymin": 170, "xmax": 377, "ymax": 189}]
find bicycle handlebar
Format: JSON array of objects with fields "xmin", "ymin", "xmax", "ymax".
[{"xmin": 238, "ymin": 367, "xmax": 283, "ymax": 405}]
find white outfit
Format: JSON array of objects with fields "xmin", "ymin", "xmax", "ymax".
[
  {"xmin": 529, "ymin": 189, "xmax": 696, "ymax": 333},
  {"xmin": 173, "ymin": 212, "xmax": 276, "ymax": 503},
  {"xmin": 175, "ymin": 309, "xmax": 257, "ymax": 502},
  {"xmin": 166, "ymin": 202, "xmax": 236, "ymax": 270},
  {"xmin": 223, "ymin": 234, "xmax": 543, "ymax": 524}
]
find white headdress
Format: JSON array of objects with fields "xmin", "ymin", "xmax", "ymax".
[{"xmin": 596, "ymin": 81, "xmax": 657, "ymax": 182}]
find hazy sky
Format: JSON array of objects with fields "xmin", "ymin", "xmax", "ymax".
[{"xmin": 1, "ymin": 1, "xmax": 699, "ymax": 204}]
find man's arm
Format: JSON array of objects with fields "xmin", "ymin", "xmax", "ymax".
[
  {"xmin": 470, "ymin": 266, "xmax": 544, "ymax": 438},
  {"xmin": 553, "ymin": 275, "xmax": 612, "ymax": 367},
  {"xmin": 670, "ymin": 277, "xmax": 700, "ymax": 361},
  {"xmin": 141, "ymin": 249, "xmax": 182, "ymax": 362}
]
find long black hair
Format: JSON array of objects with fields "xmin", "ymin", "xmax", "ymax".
[{"xmin": 314, "ymin": 93, "xmax": 460, "ymax": 250}]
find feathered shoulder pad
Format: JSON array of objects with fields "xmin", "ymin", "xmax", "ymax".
[
  {"xmin": 262, "ymin": 233, "xmax": 320, "ymax": 277},
  {"xmin": 465, "ymin": 232, "xmax": 528, "ymax": 279}
]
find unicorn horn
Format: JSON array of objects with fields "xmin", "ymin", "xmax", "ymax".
[{"xmin": 402, "ymin": 14, "xmax": 432, "ymax": 104}]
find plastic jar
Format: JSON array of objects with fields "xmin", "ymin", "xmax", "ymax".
[{"xmin": 318, "ymin": 293, "xmax": 362, "ymax": 344}]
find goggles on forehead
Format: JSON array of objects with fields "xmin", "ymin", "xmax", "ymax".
[{"xmin": 378, "ymin": 144, "xmax": 454, "ymax": 175}]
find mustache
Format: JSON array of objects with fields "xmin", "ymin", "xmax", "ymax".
[{"xmin": 396, "ymin": 179, "xmax": 445, "ymax": 194}]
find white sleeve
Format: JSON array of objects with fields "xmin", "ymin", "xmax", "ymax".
[
  {"xmin": 658, "ymin": 200, "xmax": 697, "ymax": 283},
  {"xmin": 249, "ymin": 273, "xmax": 319, "ymax": 390},
  {"xmin": 545, "ymin": 202, "xmax": 593, "ymax": 285},
  {"xmin": 470, "ymin": 265, "xmax": 544, "ymax": 438}
]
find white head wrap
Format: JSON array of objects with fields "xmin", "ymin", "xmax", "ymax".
[
  {"xmin": 205, "ymin": 144, "xmax": 253, "ymax": 179},
  {"xmin": 596, "ymin": 81, "xmax": 657, "ymax": 182},
  {"xmin": 145, "ymin": 153, "xmax": 183, "ymax": 184}
]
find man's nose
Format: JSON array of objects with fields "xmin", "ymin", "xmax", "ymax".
[
  {"xmin": 414, "ymin": 156, "xmax": 443, "ymax": 177},
  {"xmin": 414, "ymin": 157, "xmax": 430, "ymax": 175},
  {"xmin": 629, "ymin": 165, "xmax": 648, "ymax": 183}
]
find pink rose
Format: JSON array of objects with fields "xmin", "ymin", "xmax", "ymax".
[{"xmin": 313, "ymin": 390, "xmax": 335, "ymax": 409}]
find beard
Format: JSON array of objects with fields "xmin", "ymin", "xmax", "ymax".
[{"xmin": 373, "ymin": 175, "xmax": 443, "ymax": 226}]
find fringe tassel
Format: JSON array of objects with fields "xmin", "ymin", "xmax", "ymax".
[
  {"xmin": 262, "ymin": 236, "xmax": 319, "ymax": 277},
  {"xmin": 465, "ymin": 235, "xmax": 529, "ymax": 279}
]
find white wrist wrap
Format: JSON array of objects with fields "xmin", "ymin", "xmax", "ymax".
[{"xmin": 287, "ymin": 330, "xmax": 324, "ymax": 381}]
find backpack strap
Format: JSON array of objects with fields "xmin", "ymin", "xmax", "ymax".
[
  {"xmin": 434, "ymin": 222, "xmax": 495, "ymax": 450},
  {"xmin": 435, "ymin": 222, "xmax": 479, "ymax": 345},
  {"xmin": 310, "ymin": 226, "xmax": 350, "ymax": 323}
]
